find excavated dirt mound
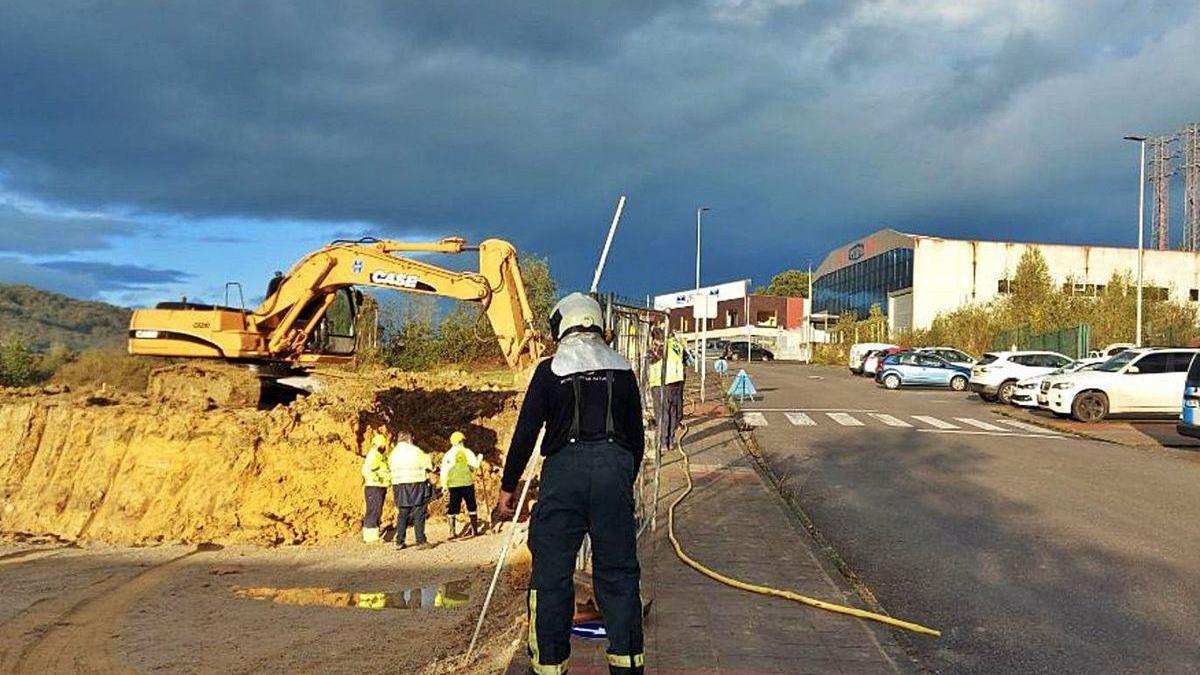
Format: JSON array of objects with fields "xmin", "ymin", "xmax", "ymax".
[{"xmin": 0, "ymin": 365, "xmax": 521, "ymax": 545}]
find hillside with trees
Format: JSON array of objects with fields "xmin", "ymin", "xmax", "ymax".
[{"xmin": 0, "ymin": 284, "xmax": 130, "ymax": 352}]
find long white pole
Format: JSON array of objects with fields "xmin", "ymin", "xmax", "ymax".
[
  {"xmin": 1136, "ymin": 140, "xmax": 1145, "ymax": 347},
  {"xmin": 590, "ymin": 195, "xmax": 626, "ymax": 294}
]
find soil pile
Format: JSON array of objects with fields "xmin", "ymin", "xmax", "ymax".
[{"xmin": 0, "ymin": 366, "xmax": 521, "ymax": 545}]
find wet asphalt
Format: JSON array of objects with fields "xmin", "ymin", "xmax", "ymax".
[{"xmin": 734, "ymin": 362, "xmax": 1200, "ymax": 674}]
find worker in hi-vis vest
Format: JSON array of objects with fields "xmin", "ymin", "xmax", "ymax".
[
  {"xmin": 388, "ymin": 431, "xmax": 435, "ymax": 550},
  {"xmin": 360, "ymin": 433, "xmax": 390, "ymax": 543},
  {"xmin": 440, "ymin": 430, "xmax": 482, "ymax": 539},
  {"xmin": 648, "ymin": 327, "xmax": 686, "ymax": 451},
  {"xmin": 499, "ymin": 292, "xmax": 646, "ymax": 675}
]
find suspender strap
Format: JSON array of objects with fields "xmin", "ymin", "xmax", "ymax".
[
  {"xmin": 569, "ymin": 371, "xmax": 617, "ymax": 444},
  {"xmin": 605, "ymin": 371, "xmax": 615, "ymax": 440},
  {"xmin": 569, "ymin": 375, "xmax": 582, "ymax": 443}
]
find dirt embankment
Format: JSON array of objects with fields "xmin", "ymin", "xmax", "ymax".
[{"xmin": 0, "ymin": 366, "xmax": 521, "ymax": 546}]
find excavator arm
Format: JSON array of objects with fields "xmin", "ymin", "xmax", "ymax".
[{"xmin": 129, "ymin": 237, "xmax": 543, "ymax": 371}]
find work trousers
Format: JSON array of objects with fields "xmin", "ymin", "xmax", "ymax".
[
  {"xmin": 447, "ymin": 485, "xmax": 477, "ymax": 515},
  {"xmin": 651, "ymin": 381, "xmax": 684, "ymax": 451},
  {"xmin": 362, "ymin": 486, "xmax": 386, "ymax": 529},
  {"xmin": 394, "ymin": 484, "xmax": 429, "ymax": 546},
  {"xmin": 528, "ymin": 441, "xmax": 643, "ymax": 675}
]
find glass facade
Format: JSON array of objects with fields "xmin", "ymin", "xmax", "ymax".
[{"xmin": 813, "ymin": 247, "xmax": 914, "ymax": 319}]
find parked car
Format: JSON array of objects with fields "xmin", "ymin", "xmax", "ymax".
[
  {"xmin": 863, "ymin": 347, "xmax": 909, "ymax": 377},
  {"xmin": 1040, "ymin": 348, "xmax": 1199, "ymax": 422},
  {"xmin": 916, "ymin": 347, "xmax": 976, "ymax": 368},
  {"xmin": 875, "ymin": 352, "xmax": 971, "ymax": 391},
  {"xmin": 727, "ymin": 341, "xmax": 774, "ymax": 361},
  {"xmin": 1177, "ymin": 354, "xmax": 1200, "ymax": 438},
  {"xmin": 1087, "ymin": 342, "xmax": 1136, "ymax": 359},
  {"xmin": 849, "ymin": 342, "xmax": 896, "ymax": 375},
  {"xmin": 1010, "ymin": 357, "xmax": 1105, "ymax": 408},
  {"xmin": 969, "ymin": 350, "xmax": 1073, "ymax": 403}
]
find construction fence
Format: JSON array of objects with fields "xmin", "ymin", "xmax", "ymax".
[{"xmin": 991, "ymin": 324, "xmax": 1091, "ymax": 359}]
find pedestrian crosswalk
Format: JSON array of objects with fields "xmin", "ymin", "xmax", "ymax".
[{"xmin": 739, "ymin": 410, "xmax": 1062, "ymax": 436}]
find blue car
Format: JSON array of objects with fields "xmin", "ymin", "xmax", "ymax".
[
  {"xmin": 1178, "ymin": 354, "xmax": 1200, "ymax": 438},
  {"xmin": 875, "ymin": 352, "xmax": 971, "ymax": 391}
]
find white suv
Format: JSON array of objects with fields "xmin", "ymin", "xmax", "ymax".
[
  {"xmin": 1040, "ymin": 348, "xmax": 1199, "ymax": 422},
  {"xmin": 1010, "ymin": 357, "xmax": 1105, "ymax": 408},
  {"xmin": 969, "ymin": 351, "xmax": 1073, "ymax": 404}
]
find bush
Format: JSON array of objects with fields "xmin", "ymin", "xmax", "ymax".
[{"xmin": 0, "ymin": 340, "xmax": 40, "ymax": 387}]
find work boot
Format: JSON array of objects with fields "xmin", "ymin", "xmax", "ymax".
[
  {"xmin": 448, "ymin": 516, "xmax": 458, "ymax": 540},
  {"xmin": 395, "ymin": 540, "xmax": 407, "ymax": 550},
  {"xmin": 415, "ymin": 541, "xmax": 435, "ymax": 551},
  {"xmin": 361, "ymin": 527, "xmax": 380, "ymax": 544},
  {"xmin": 468, "ymin": 514, "xmax": 480, "ymax": 538}
]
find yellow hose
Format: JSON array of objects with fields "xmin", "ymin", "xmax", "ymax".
[{"xmin": 665, "ymin": 425, "xmax": 942, "ymax": 638}]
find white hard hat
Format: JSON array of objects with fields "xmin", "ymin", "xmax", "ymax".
[{"xmin": 549, "ymin": 292, "xmax": 603, "ymax": 341}]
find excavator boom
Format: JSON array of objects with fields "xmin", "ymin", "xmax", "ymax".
[{"xmin": 129, "ymin": 237, "xmax": 543, "ymax": 371}]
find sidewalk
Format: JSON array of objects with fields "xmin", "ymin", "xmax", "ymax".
[{"xmin": 518, "ymin": 386, "xmax": 912, "ymax": 674}]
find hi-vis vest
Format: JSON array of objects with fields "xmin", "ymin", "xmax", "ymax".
[
  {"xmin": 388, "ymin": 442, "xmax": 432, "ymax": 484},
  {"xmin": 361, "ymin": 447, "xmax": 390, "ymax": 487},
  {"xmin": 648, "ymin": 338, "xmax": 685, "ymax": 387},
  {"xmin": 440, "ymin": 444, "xmax": 482, "ymax": 489}
]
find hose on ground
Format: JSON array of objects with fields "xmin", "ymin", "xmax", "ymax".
[{"xmin": 666, "ymin": 411, "xmax": 942, "ymax": 638}]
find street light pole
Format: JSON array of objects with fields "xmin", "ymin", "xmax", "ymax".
[
  {"xmin": 696, "ymin": 207, "xmax": 710, "ymax": 402},
  {"xmin": 1125, "ymin": 135, "xmax": 1147, "ymax": 347}
]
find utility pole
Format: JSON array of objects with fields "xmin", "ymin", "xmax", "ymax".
[
  {"xmin": 1148, "ymin": 134, "xmax": 1175, "ymax": 250},
  {"xmin": 1125, "ymin": 135, "xmax": 1147, "ymax": 347},
  {"xmin": 1182, "ymin": 123, "xmax": 1200, "ymax": 252},
  {"xmin": 696, "ymin": 207, "xmax": 710, "ymax": 402}
]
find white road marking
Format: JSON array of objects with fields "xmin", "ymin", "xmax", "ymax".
[
  {"xmin": 827, "ymin": 412, "xmax": 864, "ymax": 426},
  {"xmin": 954, "ymin": 417, "xmax": 1008, "ymax": 432},
  {"xmin": 998, "ymin": 418, "xmax": 1061, "ymax": 435},
  {"xmin": 912, "ymin": 415, "xmax": 959, "ymax": 429},
  {"xmin": 742, "ymin": 408, "xmax": 879, "ymax": 413},
  {"xmin": 741, "ymin": 412, "xmax": 769, "ymax": 426},
  {"xmin": 784, "ymin": 412, "xmax": 816, "ymax": 426},
  {"xmin": 868, "ymin": 413, "xmax": 912, "ymax": 427},
  {"xmin": 918, "ymin": 429, "xmax": 1065, "ymax": 440}
]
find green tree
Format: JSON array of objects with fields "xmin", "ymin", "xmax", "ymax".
[
  {"xmin": 1002, "ymin": 248, "xmax": 1061, "ymax": 332},
  {"xmin": 757, "ymin": 270, "xmax": 810, "ymax": 298},
  {"xmin": 520, "ymin": 255, "xmax": 558, "ymax": 335},
  {"xmin": 0, "ymin": 340, "xmax": 39, "ymax": 387}
]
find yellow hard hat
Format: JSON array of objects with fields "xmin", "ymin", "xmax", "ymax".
[
  {"xmin": 371, "ymin": 433, "xmax": 386, "ymax": 448},
  {"xmin": 450, "ymin": 431, "xmax": 466, "ymax": 445}
]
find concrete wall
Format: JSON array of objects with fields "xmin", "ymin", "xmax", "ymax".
[{"xmin": 910, "ymin": 237, "xmax": 1200, "ymax": 329}]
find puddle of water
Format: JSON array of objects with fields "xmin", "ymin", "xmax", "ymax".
[{"xmin": 236, "ymin": 579, "xmax": 470, "ymax": 610}]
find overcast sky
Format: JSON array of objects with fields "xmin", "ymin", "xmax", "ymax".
[{"xmin": 1, "ymin": 1, "xmax": 1198, "ymax": 307}]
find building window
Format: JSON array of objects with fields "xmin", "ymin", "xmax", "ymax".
[
  {"xmin": 726, "ymin": 309, "xmax": 739, "ymax": 326},
  {"xmin": 1190, "ymin": 289, "xmax": 1199, "ymax": 302},
  {"xmin": 1146, "ymin": 287, "xmax": 1170, "ymax": 302},
  {"xmin": 997, "ymin": 278, "xmax": 1013, "ymax": 294},
  {"xmin": 812, "ymin": 247, "xmax": 914, "ymax": 319}
]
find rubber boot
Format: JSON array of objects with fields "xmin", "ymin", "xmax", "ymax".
[
  {"xmin": 362, "ymin": 527, "xmax": 380, "ymax": 543},
  {"xmin": 468, "ymin": 514, "xmax": 480, "ymax": 538},
  {"xmin": 448, "ymin": 516, "xmax": 458, "ymax": 540}
]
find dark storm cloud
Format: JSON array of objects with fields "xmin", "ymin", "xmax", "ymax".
[
  {"xmin": 0, "ymin": 205, "xmax": 137, "ymax": 254},
  {"xmin": 0, "ymin": 1, "xmax": 1198, "ymax": 296}
]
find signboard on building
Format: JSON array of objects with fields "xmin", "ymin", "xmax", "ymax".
[{"xmin": 653, "ymin": 279, "xmax": 748, "ymax": 311}]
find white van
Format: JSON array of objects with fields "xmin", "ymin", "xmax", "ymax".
[{"xmin": 849, "ymin": 342, "xmax": 896, "ymax": 375}]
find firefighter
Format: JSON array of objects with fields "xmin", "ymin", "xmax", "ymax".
[
  {"xmin": 441, "ymin": 430, "xmax": 482, "ymax": 539},
  {"xmin": 360, "ymin": 432, "xmax": 390, "ymax": 543},
  {"xmin": 499, "ymin": 292, "xmax": 646, "ymax": 675}
]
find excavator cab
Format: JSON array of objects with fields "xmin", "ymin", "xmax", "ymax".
[{"xmin": 302, "ymin": 287, "xmax": 360, "ymax": 357}]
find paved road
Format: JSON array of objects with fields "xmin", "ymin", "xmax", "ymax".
[{"xmin": 736, "ymin": 362, "xmax": 1200, "ymax": 674}]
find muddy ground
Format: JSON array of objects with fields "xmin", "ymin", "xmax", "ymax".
[
  {"xmin": 0, "ymin": 364, "xmax": 533, "ymax": 673},
  {"xmin": 0, "ymin": 530, "xmax": 529, "ymax": 674}
]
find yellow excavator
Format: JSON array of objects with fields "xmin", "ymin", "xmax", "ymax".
[{"xmin": 128, "ymin": 237, "xmax": 543, "ymax": 391}]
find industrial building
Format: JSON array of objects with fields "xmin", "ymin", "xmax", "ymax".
[
  {"xmin": 812, "ymin": 229, "xmax": 1200, "ymax": 334},
  {"xmin": 653, "ymin": 279, "xmax": 806, "ymax": 334}
]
